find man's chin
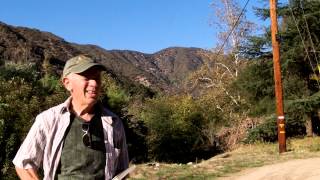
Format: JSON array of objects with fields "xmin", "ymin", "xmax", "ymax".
[
  {"xmin": 84, "ymin": 97, "xmax": 98, "ymax": 105},
  {"xmin": 88, "ymin": 98, "xmax": 98, "ymax": 103}
]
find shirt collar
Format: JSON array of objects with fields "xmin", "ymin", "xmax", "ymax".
[
  {"xmin": 60, "ymin": 97, "xmax": 116, "ymax": 125},
  {"xmin": 60, "ymin": 97, "xmax": 72, "ymax": 114}
]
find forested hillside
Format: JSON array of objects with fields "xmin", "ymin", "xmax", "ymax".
[{"xmin": 1, "ymin": 0, "xmax": 320, "ymax": 179}]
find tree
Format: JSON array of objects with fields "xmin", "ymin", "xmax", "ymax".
[
  {"xmin": 188, "ymin": 0, "xmax": 256, "ymax": 108},
  {"xmin": 237, "ymin": 0, "xmax": 320, "ymax": 141},
  {"xmin": 210, "ymin": 0, "xmax": 255, "ymax": 77},
  {"xmin": 180, "ymin": 1, "xmax": 256, "ymax": 148}
]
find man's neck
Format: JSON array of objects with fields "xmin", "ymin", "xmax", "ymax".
[{"xmin": 70, "ymin": 101, "xmax": 96, "ymax": 122}]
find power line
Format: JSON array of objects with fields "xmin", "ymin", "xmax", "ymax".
[
  {"xmin": 215, "ymin": 0, "xmax": 250, "ymax": 55},
  {"xmin": 287, "ymin": 0, "xmax": 320, "ymax": 88},
  {"xmin": 206, "ymin": 0, "xmax": 250, "ymax": 72},
  {"xmin": 299, "ymin": 0, "xmax": 320, "ymax": 66}
]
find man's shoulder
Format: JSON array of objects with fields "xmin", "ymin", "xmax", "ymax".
[
  {"xmin": 102, "ymin": 107, "xmax": 118, "ymax": 118},
  {"xmin": 35, "ymin": 99, "xmax": 70, "ymax": 126},
  {"xmin": 29, "ymin": 101, "xmax": 68, "ymax": 132},
  {"xmin": 101, "ymin": 107, "xmax": 123, "ymax": 125},
  {"xmin": 39, "ymin": 102, "xmax": 67, "ymax": 116}
]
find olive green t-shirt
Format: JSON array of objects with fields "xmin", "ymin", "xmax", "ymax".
[{"xmin": 56, "ymin": 112, "xmax": 106, "ymax": 180}]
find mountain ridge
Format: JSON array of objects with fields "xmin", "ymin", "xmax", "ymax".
[{"xmin": 0, "ymin": 21, "xmax": 213, "ymax": 92}]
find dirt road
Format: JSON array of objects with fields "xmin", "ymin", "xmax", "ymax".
[{"xmin": 218, "ymin": 158, "xmax": 320, "ymax": 180}]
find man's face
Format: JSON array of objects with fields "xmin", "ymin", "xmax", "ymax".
[{"xmin": 63, "ymin": 67, "xmax": 102, "ymax": 107}]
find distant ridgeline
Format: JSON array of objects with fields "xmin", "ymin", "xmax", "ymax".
[{"xmin": 0, "ymin": 21, "xmax": 214, "ymax": 93}]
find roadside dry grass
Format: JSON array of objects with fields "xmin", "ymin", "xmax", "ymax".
[{"xmin": 128, "ymin": 137, "xmax": 320, "ymax": 179}]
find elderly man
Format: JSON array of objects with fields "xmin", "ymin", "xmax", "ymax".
[{"xmin": 13, "ymin": 55, "xmax": 129, "ymax": 179}]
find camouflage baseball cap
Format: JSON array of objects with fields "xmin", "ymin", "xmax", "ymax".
[{"xmin": 62, "ymin": 55, "xmax": 106, "ymax": 78}]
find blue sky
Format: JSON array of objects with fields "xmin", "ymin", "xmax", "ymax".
[{"xmin": 0, "ymin": 0, "xmax": 271, "ymax": 54}]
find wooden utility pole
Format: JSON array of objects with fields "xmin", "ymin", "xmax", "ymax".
[{"xmin": 270, "ymin": 0, "xmax": 286, "ymax": 153}]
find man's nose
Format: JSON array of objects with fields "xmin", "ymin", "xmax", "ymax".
[{"xmin": 88, "ymin": 79, "xmax": 100, "ymax": 87}]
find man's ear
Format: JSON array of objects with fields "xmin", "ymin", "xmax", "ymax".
[{"xmin": 62, "ymin": 77, "xmax": 72, "ymax": 92}]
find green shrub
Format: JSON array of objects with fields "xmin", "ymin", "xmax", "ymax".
[
  {"xmin": 244, "ymin": 116, "xmax": 278, "ymax": 143},
  {"xmin": 0, "ymin": 63, "xmax": 67, "ymax": 179},
  {"xmin": 136, "ymin": 95, "xmax": 222, "ymax": 163},
  {"xmin": 244, "ymin": 114, "xmax": 306, "ymax": 144}
]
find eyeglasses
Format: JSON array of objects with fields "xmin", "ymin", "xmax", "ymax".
[{"xmin": 82, "ymin": 122, "xmax": 92, "ymax": 148}]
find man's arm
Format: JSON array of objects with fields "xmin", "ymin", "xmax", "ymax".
[
  {"xmin": 13, "ymin": 114, "xmax": 47, "ymax": 179},
  {"xmin": 15, "ymin": 167, "xmax": 39, "ymax": 180},
  {"xmin": 116, "ymin": 121, "xmax": 129, "ymax": 173}
]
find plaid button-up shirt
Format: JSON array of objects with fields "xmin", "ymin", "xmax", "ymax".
[{"xmin": 13, "ymin": 97, "xmax": 129, "ymax": 179}]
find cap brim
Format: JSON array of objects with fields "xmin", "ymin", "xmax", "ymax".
[
  {"xmin": 72, "ymin": 63, "xmax": 106, "ymax": 74},
  {"xmin": 63, "ymin": 63, "xmax": 106, "ymax": 78}
]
